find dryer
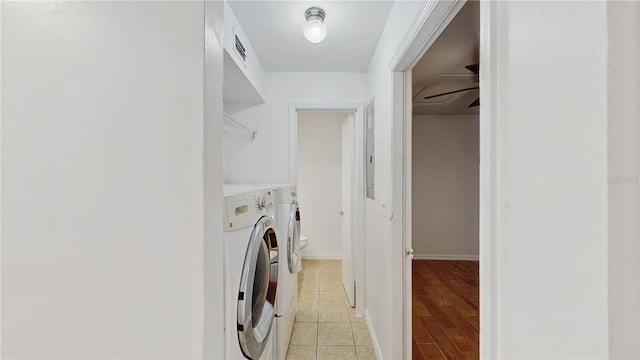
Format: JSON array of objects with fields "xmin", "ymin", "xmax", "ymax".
[
  {"xmin": 223, "ymin": 186, "xmax": 278, "ymax": 360},
  {"xmin": 272, "ymin": 185, "xmax": 301, "ymax": 360}
]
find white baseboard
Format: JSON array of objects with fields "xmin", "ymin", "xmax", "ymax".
[
  {"xmin": 413, "ymin": 254, "xmax": 479, "ymax": 261},
  {"xmin": 365, "ymin": 309, "xmax": 383, "ymax": 360},
  {"xmin": 300, "ymin": 254, "xmax": 342, "ymax": 260}
]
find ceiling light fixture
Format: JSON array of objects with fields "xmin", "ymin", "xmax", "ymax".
[{"xmin": 303, "ymin": 7, "xmax": 327, "ymax": 43}]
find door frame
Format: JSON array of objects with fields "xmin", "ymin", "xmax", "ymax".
[
  {"xmin": 288, "ymin": 103, "xmax": 367, "ymax": 316},
  {"xmin": 341, "ymin": 113, "xmax": 357, "ymax": 307},
  {"xmin": 389, "ymin": 0, "xmax": 497, "ymax": 358}
]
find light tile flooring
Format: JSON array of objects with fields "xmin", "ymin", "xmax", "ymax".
[{"xmin": 286, "ymin": 260, "xmax": 376, "ymax": 360}]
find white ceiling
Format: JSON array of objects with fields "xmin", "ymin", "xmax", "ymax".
[
  {"xmin": 228, "ymin": 1, "xmax": 394, "ymax": 72},
  {"xmin": 412, "ymin": 1, "xmax": 480, "ymax": 115}
]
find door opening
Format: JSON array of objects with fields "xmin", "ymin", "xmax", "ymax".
[
  {"xmin": 289, "ymin": 104, "xmax": 366, "ymax": 315},
  {"xmin": 409, "ymin": 2, "xmax": 480, "ymax": 358},
  {"xmin": 409, "ymin": 1, "xmax": 481, "ymax": 359},
  {"xmin": 389, "ymin": 0, "xmax": 496, "ymax": 358}
]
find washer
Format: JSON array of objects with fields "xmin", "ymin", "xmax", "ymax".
[
  {"xmin": 223, "ymin": 185, "xmax": 278, "ymax": 360},
  {"xmin": 226, "ymin": 184, "xmax": 302, "ymax": 360}
]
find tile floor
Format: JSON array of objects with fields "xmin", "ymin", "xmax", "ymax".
[{"xmin": 286, "ymin": 259, "xmax": 376, "ymax": 360}]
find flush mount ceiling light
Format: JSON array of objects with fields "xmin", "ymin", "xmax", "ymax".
[{"xmin": 303, "ymin": 7, "xmax": 327, "ymax": 43}]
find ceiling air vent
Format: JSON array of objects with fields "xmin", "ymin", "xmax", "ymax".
[{"xmin": 234, "ymin": 33, "xmax": 247, "ymax": 64}]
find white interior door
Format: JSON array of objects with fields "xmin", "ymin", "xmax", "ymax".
[
  {"xmin": 401, "ymin": 70, "xmax": 413, "ymax": 359},
  {"xmin": 341, "ymin": 114, "xmax": 355, "ymax": 306}
]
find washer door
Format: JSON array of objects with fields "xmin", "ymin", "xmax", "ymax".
[
  {"xmin": 237, "ymin": 216, "xmax": 278, "ymax": 359},
  {"xmin": 287, "ymin": 200, "xmax": 301, "ymax": 274}
]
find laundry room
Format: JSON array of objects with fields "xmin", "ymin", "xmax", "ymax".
[
  {"xmin": 220, "ymin": 1, "xmax": 376, "ymax": 358},
  {"xmin": 5, "ymin": 1, "xmax": 640, "ymax": 360}
]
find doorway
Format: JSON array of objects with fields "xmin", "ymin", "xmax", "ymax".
[
  {"xmin": 389, "ymin": 0, "xmax": 496, "ymax": 358},
  {"xmin": 289, "ymin": 104, "xmax": 367, "ymax": 317},
  {"xmin": 409, "ymin": 2, "xmax": 480, "ymax": 358},
  {"xmin": 411, "ymin": 2, "xmax": 480, "ymax": 359},
  {"xmin": 296, "ymin": 111, "xmax": 354, "ymax": 279}
]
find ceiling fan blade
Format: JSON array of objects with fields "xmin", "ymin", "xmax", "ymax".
[
  {"xmin": 465, "ymin": 63, "xmax": 479, "ymax": 74},
  {"xmin": 468, "ymin": 97, "xmax": 480, "ymax": 108},
  {"xmin": 423, "ymin": 86, "xmax": 479, "ymax": 100}
]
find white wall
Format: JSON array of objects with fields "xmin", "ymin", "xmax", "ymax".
[
  {"xmin": 363, "ymin": 1, "xmax": 424, "ymax": 358},
  {"xmin": 223, "ymin": 72, "xmax": 366, "ymax": 183},
  {"xmin": 489, "ymin": 2, "xmax": 609, "ymax": 358},
  {"xmin": 1, "ymin": 2, "xmax": 223, "ymax": 358},
  {"xmin": 297, "ymin": 112, "xmax": 349, "ymax": 259},
  {"xmin": 412, "ymin": 115, "xmax": 479, "ymax": 259},
  {"xmin": 607, "ymin": 2, "xmax": 640, "ymax": 358}
]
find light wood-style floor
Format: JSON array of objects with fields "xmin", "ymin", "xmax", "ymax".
[{"xmin": 412, "ymin": 260, "xmax": 479, "ymax": 360}]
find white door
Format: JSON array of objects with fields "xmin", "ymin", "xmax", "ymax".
[
  {"xmin": 402, "ymin": 71, "xmax": 414, "ymax": 359},
  {"xmin": 341, "ymin": 114, "xmax": 355, "ymax": 306}
]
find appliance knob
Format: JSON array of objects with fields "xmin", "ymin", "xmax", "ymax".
[{"xmin": 256, "ymin": 196, "xmax": 265, "ymax": 210}]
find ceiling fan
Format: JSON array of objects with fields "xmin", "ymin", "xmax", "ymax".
[{"xmin": 423, "ymin": 64, "xmax": 479, "ymax": 108}]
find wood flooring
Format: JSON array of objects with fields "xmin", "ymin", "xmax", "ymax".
[{"xmin": 412, "ymin": 260, "xmax": 479, "ymax": 360}]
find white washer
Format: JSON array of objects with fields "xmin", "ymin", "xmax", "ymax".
[
  {"xmin": 223, "ymin": 185, "xmax": 278, "ymax": 360},
  {"xmin": 227, "ymin": 184, "xmax": 302, "ymax": 360}
]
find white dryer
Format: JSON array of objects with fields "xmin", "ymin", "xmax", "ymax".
[
  {"xmin": 272, "ymin": 185, "xmax": 301, "ymax": 360},
  {"xmin": 223, "ymin": 186, "xmax": 279, "ymax": 360}
]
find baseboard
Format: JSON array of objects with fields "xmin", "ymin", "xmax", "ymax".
[
  {"xmin": 365, "ymin": 309, "xmax": 383, "ymax": 360},
  {"xmin": 413, "ymin": 254, "xmax": 479, "ymax": 261},
  {"xmin": 300, "ymin": 254, "xmax": 342, "ymax": 260}
]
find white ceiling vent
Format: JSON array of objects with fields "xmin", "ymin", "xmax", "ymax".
[{"xmin": 234, "ymin": 29, "xmax": 247, "ymax": 65}]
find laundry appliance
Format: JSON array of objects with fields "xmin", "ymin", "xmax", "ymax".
[
  {"xmin": 271, "ymin": 184, "xmax": 302, "ymax": 360},
  {"xmin": 223, "ymin": 185, "xmax": 278, "ymax": 360},
  {"xmin": 228, "ymin": 184, "xmax": 302, "ymax": 360}
]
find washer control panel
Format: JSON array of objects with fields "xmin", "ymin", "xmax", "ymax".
[{"xmin": 223, "ymin": 187, "xmax": 274, "ymax": 231}]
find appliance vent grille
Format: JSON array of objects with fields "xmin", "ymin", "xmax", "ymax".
[{"xmin": 235, "ymin": 35, "xmax": 247, "ymax": 63}]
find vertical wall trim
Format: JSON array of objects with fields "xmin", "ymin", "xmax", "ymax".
[
  {"xmin": 636, "ymin": 5, "xmax": 640, "ymax": 351},
  {"xmin": 354, "ymin": 104, "xmax": 367, "ymax": 316},
  {"xmin": 204, "ymin": 1, "xmax": 225, "ymax": 358},
  {"xmin": 402, "ymin": 70, "xmax": 413, "ymax": 359},
  {"xmin": 0, "ymin": 3, "xmax": 3, "ymax": 356},
  {"xmin": 479, "ymin": 1, "xmax": 499, "ymax": 357},
  {"xmin": 607, "ymin": 2, "xmax": 640, "ymax": 357}
]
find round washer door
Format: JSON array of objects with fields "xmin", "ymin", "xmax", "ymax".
[
  {"xmin": 237, "ymin": 216, "xmax": 278, "ymax": 359},
  {"xmin": 287, "ymin": 200, "xmax": 301, "ymax": 273}
]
